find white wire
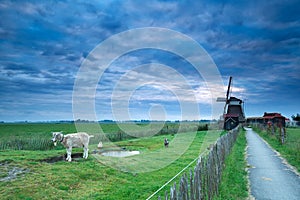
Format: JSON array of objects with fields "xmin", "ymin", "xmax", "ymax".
[{"xmin": 146, "ymin": 152, "xmax": 205, "ymax": 200}]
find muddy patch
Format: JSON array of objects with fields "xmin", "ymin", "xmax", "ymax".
[
  {"xmin": 40, "ymin": 152, "xmax": 83, "ymax": 163},
  {"xmin": 0, "ymin": 161, "xmax": 30, "ymax": 182}
]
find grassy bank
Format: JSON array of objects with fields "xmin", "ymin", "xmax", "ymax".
[
  {"xmin": 214, "ymin": 129, "xmax": 248, "ymax": 200},
  {"xmin": 253, "ymin": 127, "xmax": 300, "ymax": 172}
]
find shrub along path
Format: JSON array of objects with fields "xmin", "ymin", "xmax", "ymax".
[{"xmin": 246, "ymin": 128, "xmax": 300, "ymax": 200}]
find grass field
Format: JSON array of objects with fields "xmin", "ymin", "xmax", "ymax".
[
  {"xmin": 0, "ymin": 122, "xmax": 208, "ymax": 150},
  {"xmin": 0, "ymin": 123, "xmax": 220, "ymax": 200},
  {"xmin": 253, "ymin": 127, "xmax": 300, "ymax": 172}
]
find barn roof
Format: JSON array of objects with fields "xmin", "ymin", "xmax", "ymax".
[{"xmin": 263, "ymin": 112, "xmax": 285, "ymax": 119}]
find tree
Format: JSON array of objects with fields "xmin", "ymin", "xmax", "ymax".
[{"xmin": 291, "ymin": 113, "xmax": 300, "ymax": 121}]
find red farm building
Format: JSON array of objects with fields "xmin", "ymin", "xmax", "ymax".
[
  {"xmin": 263, "ymin": 112, "xmax": 286, "ymax": 127},
  {"xmin": 246, "ymin": 112, "xmax": 286, "ymax": 127}
]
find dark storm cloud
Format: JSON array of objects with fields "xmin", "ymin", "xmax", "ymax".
[{"xmin": 0, "ymin": 0, "xmax": 299, "ymax": 121}]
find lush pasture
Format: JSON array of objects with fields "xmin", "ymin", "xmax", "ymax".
[
  {"xmin": 0, "ymin": 123, "xmax": 218, "ymax": 200},
  {"xmin": 0, "ymin": 122, "xmax": 207, "ymax": 150},
  {"xmin": 253, "ymin": 127, "xmax": 300, "ymax": 172}
]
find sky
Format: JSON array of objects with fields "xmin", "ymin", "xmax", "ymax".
[{"xmin": 0, "ymin": 0, "xmax": 299, "ymax": 122}]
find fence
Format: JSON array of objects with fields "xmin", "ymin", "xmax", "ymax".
[
  {"xmin": 251, "ymin": 123, "xmax": 286, "ymax": 144},
  {"xmin": 158, "ymin": 126, "xmax": 240, "ymax": 200}
]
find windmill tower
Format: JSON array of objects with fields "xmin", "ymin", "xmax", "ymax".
[{"xmin": 217, "ymin": 76, "xmax": 245, "ymax": 130}]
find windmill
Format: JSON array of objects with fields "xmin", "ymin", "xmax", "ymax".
[{"xmin": 217, "ymin": 76, "xmax": 245, "ymax": 130}]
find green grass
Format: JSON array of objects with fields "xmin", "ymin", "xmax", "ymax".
[
  {"xmin": 253, "ymin": 127, "xmax": 300, "ymax": 172},
  {"xmin": 214, "ymin": 129, "xmax": 248, "ymax": 200},
  {"xmin": 0, "ymin": 122, "xmax": 208, "ymax": 150},
  {"xmin": 0, "ymin": 123, "xmax": 220, "ymax": 200}
]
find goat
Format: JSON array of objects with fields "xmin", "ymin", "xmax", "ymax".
[
  {"xmin": 51, "ymin": 132, "xmax": 94, "ymax": 162},
  {"xmin": 164, "ymin": 138, "xmax": 169, "ymax": 148},
  {"xmin": 97, "ymin": 141, "xmax": 103, "ymax": 149}
]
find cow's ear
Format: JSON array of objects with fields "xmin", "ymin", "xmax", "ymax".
[{"xmin": 52, "ymin": 132, "xmax": 56, "ymax": 136}]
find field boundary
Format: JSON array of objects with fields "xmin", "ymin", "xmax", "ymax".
[
  {"xmin": 146, "ymin": 156, "xmax": 199, "ymax": 200},
  {"xmin": 157, "ymin": 126, "xmax": 240, "ymax": 200}
]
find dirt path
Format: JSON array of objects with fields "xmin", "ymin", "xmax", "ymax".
[{"xmin": 246, "ymin": 128, "xmax": 300, "ymax": 200}]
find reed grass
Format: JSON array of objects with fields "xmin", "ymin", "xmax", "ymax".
[{"xmin": 0, "ymin": 123, "xmax": 209, "ymax": 150}]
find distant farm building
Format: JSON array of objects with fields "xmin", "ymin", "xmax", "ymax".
[
  {"xmin": 247, "ymin": 112, "xmax": 286, "ymax": 127},
  {"xmin": 286, "ymin": 120, "xmax": 299, "ymax": 127}
]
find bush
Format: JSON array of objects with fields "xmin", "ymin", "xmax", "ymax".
[{"xmin": 197, "ymin": 124, "xmax": 208, "ymax": 131}]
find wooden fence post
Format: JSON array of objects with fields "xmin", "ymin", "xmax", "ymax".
[
  {"xmin": 194, "ymin": 158, "xmax": 201, "ymax": 200},
  {"xmin": 190, "ymin": 170, "xmax": 194, "ymax": 200},
  {"xmin": 162, "ymin": 126, "xmax": 240, "ymax": 200},
  {"xmin": 170, "ymin": 182, "xmax": 177, "ymax": 200}
]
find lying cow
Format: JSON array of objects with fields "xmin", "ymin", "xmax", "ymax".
[{"xmin": 51, "ymin": 132, "xmax": 94, "ymax": 162}]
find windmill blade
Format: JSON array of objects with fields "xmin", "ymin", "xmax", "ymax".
[
  {"xmin": 223, "ymin": 76, "xmax": 232, "ymax": 116},
  {"xmin": 226, "ymin": 76, "xmax": 232, "ymax": 101},
  {"xmin": 217, "ymin": 97, "xmax": 227, "ymax": 102}
]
